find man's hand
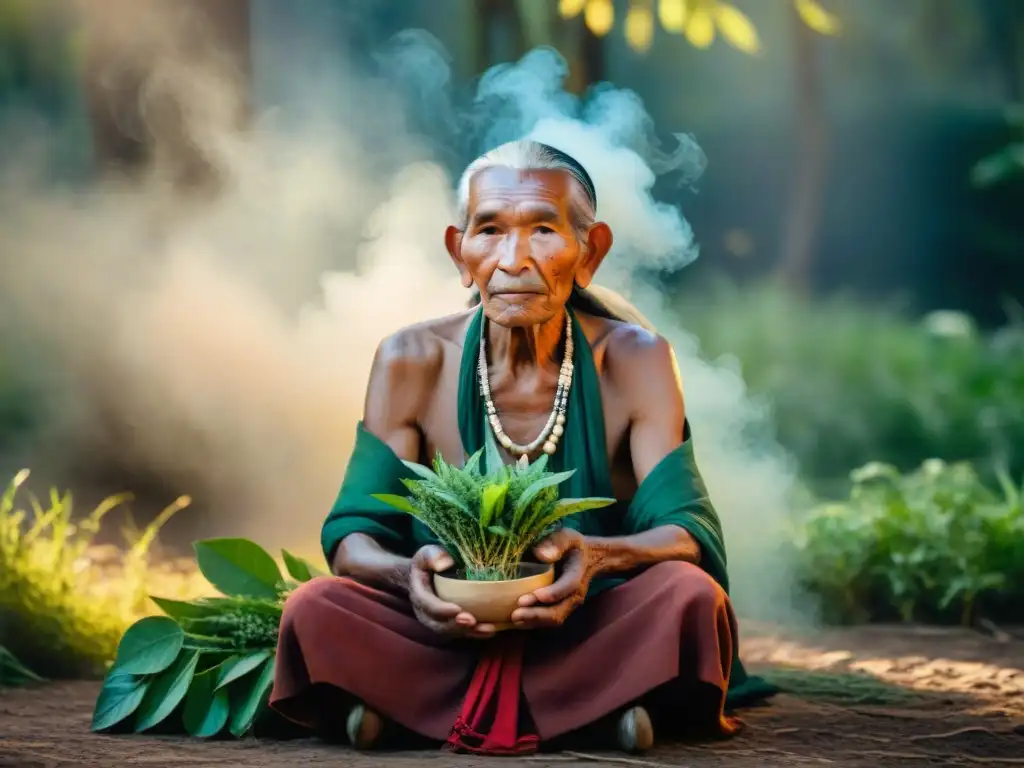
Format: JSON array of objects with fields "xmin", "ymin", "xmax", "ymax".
[
  {"xmin": 409, "ymin": 545, "xmax": 496, "ymax": 639},
  {"xmin": 510, "ymin": 529, "xmax": 593, "ymax": 629}
]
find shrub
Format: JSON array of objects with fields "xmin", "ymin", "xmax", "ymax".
[
  {"xmin": 0, "ymin": 469, "xmax": 190, "ymax": 679},
  {"xmin": 91, "ymin": 538, "xmax": 323, "ymax": 739},
  {"xmin": 673, "ymin": 280, "xmax": 1024, "ymax": 488},
  {"xmin": 373, "ymin": 446, "xmax": 615, "ymax": 581},
  {"xmin": 794, "ymin": 459, "xmax": 1024, "ymax": 625}
]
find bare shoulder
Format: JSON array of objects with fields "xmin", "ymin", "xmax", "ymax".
[
  {"xmin": 587, "ymin": 315, "xmax": 678, "ymax": 388},
  {"xmin": 579, "ymin": 313, "xmax": 685, "ymax": 463},
  {"xmin": 363, "ymin": 309, "xmax": 475, "ymax": 443},
  {"xmin": 370, "ymin": 310, "xmax": 472, "ymax": 385}
]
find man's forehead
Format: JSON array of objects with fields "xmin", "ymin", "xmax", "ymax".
[{"xmin": 468, "ymin": 167, "xmax": 572, "ymax": 214}]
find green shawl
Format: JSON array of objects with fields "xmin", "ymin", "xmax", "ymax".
[{"xmin": 322, "ymin": 305, "xmax": 777, "ymax": 707}]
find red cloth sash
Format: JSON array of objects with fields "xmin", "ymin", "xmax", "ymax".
[{"xmin": 445, "ymin": 634, "xmax": 539, "ymax": 755}]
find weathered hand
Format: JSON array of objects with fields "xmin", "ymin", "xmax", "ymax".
[
  {"xmin": 408, "ymin": 545, "xmax": 495, "ymax": 639},
  {"xmin": 511, "ymin": 529, "xmax": 593, "ymax": 629}
]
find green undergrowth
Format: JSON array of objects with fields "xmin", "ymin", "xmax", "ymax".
[
  {"xmin": 0, "ymin": 469, "xmax": 189, "ymax": 680},
  {"xmin": 795, "ymin": 459, "xmax": 1024, "ymax": 625},
  {"xmin": 674, "ymin": 280, "xmax": 1024, "ymax": 489}
]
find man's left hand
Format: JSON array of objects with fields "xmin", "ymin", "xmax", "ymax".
[{"xmin": 510, "ymin": 528, "xmax": 593, "ymax": 629}]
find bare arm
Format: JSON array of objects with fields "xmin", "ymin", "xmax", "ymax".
[
  {"xmin": 330, "ymin": 330, "xmax": 438, "ymax": 586},
  {"xmin": 576, "ymin": 328, "xmax": 700, "ymax": 572},
  {"xmin": 600, "ymin": 330, "xmax": 701, "ymax": 568},
  {"xmin": 333, "ymin": 533, "xmax": 413, "ymax": 590}
]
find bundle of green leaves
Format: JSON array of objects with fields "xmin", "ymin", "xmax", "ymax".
[
  {"xmin": 91, "ymin": 538, "xmax": 324, "ymax": 739},
  {"xmin": 373, "ymin": 440, "xmax": 615, "ymax": 581},
  {"xmin": 794, "ymin": 459, "xmax": 1024, "ymax": 625}
]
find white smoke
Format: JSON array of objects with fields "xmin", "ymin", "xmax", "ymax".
[{"xmin": 0, "ymin": 9, "xmax": 803, "ymax": 622}]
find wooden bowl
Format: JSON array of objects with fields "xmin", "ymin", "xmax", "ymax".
[{"xmin": 434, "ymin": 563, "xmax": 554, "ymax": 630}]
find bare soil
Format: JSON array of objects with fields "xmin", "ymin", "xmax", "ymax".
[{"xmin": 2, "ymin": 623, "xmax": 1022, "ymax": 768}]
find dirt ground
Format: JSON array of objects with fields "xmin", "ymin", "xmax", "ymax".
[{"xmin": 2, "ymin": 622, "xmax": 1022, "ymax": 768}]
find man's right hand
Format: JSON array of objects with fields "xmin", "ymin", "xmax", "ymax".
[{"xmin": 409, "ymin": 545, "xmax": 496, "ymax": 639}]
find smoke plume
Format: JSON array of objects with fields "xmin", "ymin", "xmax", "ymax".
[{"xmin": 0, "ymin": 4, "xmax": 803, "ymax": 622}]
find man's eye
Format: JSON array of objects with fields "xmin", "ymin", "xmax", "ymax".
[
  {"xmin": 535, "ymin": 226, "xmax": 555, "ymax": 235},
  {"xmin": 479, "ymin": 226, "xmax": 500, "ymax": 235}
]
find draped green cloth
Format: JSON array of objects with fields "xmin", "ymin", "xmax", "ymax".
[{"xmin": 321, "ymin": 305, "xmax": 777, "ymax": 707}]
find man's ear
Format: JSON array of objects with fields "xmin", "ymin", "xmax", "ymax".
[
  {"xmin": 445, "ymin": 225, "xmax": 473, "ymax": 289},
  {"xmin": 574, "ymin": 222, "xmax": 613, "ymax": 289}
]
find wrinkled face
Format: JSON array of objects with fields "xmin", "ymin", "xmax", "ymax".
[{"xmin": 446, "ymin": 167, "xmax": 610, "ymax": 328}]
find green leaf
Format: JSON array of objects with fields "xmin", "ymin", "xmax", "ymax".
[
  {"xmin": 134, "ymin": 650, "xmax": 201, "ymax": 732},
  {"xmin": 938, "ymin": 577, "xmax": 969, "ymax": 610},
  {"xmin": 183, "ymin": 668, "xmax": 230, "ymax": 738},
  {"xmin": 993, "ymin": 466, "xmax": 1020, "ymax": 507},
  {"xmin": 514, "ymin": 471, "xmax": 577, "ymax": 523},
  {"xmin": 369, "ymin": 493, "xmax": 419, "ymax": 515},
  {"xmin": 196, "ymin": 652, "xmax": 234, "ymax": 674},
  {"xmin": 402, "ymin": 460, "xmax": 440, "ymax": 481},
  {"xmin": 970, "ymin": 143, "xmax": 1024, "ymax": 188},
  {"xmin": 215, "ymin": 651, "xmax": 273, "ymax": 691},
  {"xmin": 111, "ymin": 616, "xmax": 184, "ymax": 675},
  {"xmin": 463, "ymin": 448, "xmax": 484, "ymax": 476},
  {"xmin": 280, "ymin": 550, "xmax": 325, "ymax": 582},
  {"xmin": 0, "ymin": 645, "xmax": 44, "ymax": 686},
  {"xmin": 228, "ymin": 655, "xmax": 276, "ymax": 737},
  {"xmin": 531, "ymin": 497, "xmax": 616, "ymax": 535},
  {"xmin": 91, "ymin": 672, "xmax": 148, "ymax": 732},
  {"xmin": 424, "ymin": 487, "xmax": 474, "ymax": 515},
  {"xmin": 194, "ymin": 538, "xmax": 283, "ymax": 599},
  {"xmin": 483, "ymin": 422, "xmax": 505, "ymax": 475},
  {"xmin": 150, "ymin": 596, "xmax": 221, "ymax": 621},
  {"xmin": 551, "ymin": 497, "xmax": 616, "ymax": 517},
  {"xmin": 525, "ymin": 453, "xmax": 549, "ymax": 475},
  {"xmin": 487, "ymin": 525, "xmax": 509, "ymax": 537},
  {"xmin": 479, "ymin": 482, "xmax": 509, "ymax": 528}
]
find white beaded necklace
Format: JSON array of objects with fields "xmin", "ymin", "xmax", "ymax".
[{"xmin": 478, "ymin": 311, "xmax": 574, "ymax": 458}]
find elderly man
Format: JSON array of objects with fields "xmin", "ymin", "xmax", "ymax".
[{"xmin": 269, "ymin": 140, "xmax": 775, "ymax": 755}]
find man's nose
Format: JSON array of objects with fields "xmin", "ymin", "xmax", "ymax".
[{"xmin": 497, "ymin": 230, "xmax": 532, "ymax": 273}]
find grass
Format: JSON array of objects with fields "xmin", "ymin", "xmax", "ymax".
[{"xmin": 0, "ymin": 469, "xmax": 197, "ymax": 680}]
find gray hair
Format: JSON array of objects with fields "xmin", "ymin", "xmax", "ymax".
[{"xmin": 455, "ymin": 139, "xmax": 597, "ymax": 240}]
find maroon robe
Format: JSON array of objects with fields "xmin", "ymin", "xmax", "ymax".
[{"xmin": 269, "ymin": 560, "xmax": 741, "ymax": 749}]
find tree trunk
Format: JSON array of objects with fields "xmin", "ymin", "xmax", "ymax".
[
  {"xmin": 557, "ymin": 13, "xmax": 606, "ymax": 94},
  {"xmin": 983, "ymin": 0, "xmax": 1024, "ymax": 101},
  {"xmin": 474, "ymin": 0, "xmax": 528, "ymax": 72},
  {"xmin": 774, "ymin": 3, "xmax": 829, "ymax": 293}
]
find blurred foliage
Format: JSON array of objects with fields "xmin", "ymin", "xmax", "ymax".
[
  {"xmin": 0, "ymin": 0, "xmax": 92, "ymax": 178},
  {"xmin": 0, "ymin": 0, "xmax": 81, "ymax": 100},
  {"xmin": 794, "ymin": 459, "xmax": 1024, "ymax": 625},
  {"xmin": 0, "ymin": 643, "xmax": 44, "ymax": 686},
  {"xmin": 675, "ymin": 281, "xmax": 1024, "ymax": 489},
  {"xmin": 0, "ymin": 469, "xmax": 191, "ymax": 679},
  {"xmin": 558, "ymin": 0, "xmax": 840, "ymax": 54},
  {"xmin": 0, "ymin": 347, "xmax": 38, "ymax": 447},
  {"xmin": 971, "ymin": 103, "xmax": 1024, "ymax": 188}
]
